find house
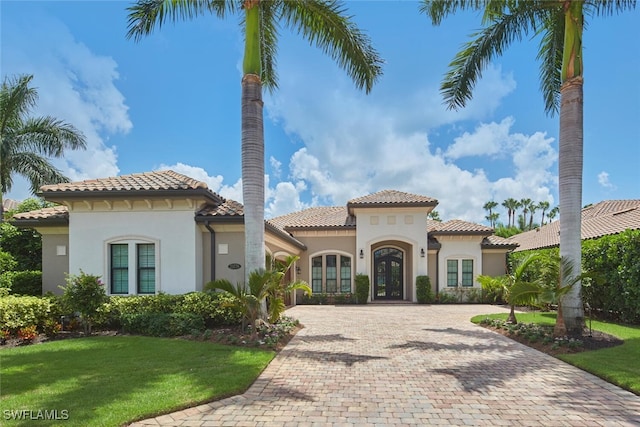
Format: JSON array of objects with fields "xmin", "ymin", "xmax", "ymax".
[
  {"xmin": 12, "ymin": 170, "xmax": 517, "ymax": 302},
  {"xmin": 508, "ymin": 199, "xmax": 640, "ymax": 252}
]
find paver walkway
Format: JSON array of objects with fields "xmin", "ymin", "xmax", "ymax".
[{"xmin": 131, "ymin": 304, "xmax": 640, "ymax": 426}]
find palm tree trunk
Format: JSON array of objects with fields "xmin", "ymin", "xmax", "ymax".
[
  {"xmin": 241, "ymin": 1, "xmax": 266, "ymax": 281},
  {"xmin": 559, "ymin": 1, "xmax": 585, "ymax": 337},
  {"xmin": 241, "ymin": 74, "xmax": 265, "ymax": 279},
  {"xmin": 559, "ymin": 76, "xmax": 584, "ymax": 337},
  {"xmin": 507, "ymin": 304, "xmax": 517, "ymax": 325},
  {"xmin": 554, "ymin": 300, "xmax": 567, "ymax": 337}
]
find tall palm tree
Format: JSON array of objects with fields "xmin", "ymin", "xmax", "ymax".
[
  {"xmin": 548, "ymin": 206, "xmax": 559, "ymax": 222},
  {"xmin": 520, "ymin": 198, "xmax": 532, "ymax": 230},
  {"xmin": 127, "ymin": 0, "xmax": 383, "ymax": 279},
  {"xmin": 483, "ymin": 200, "xmax": 498, "ymax": 226},
  {"xmin": 538, "ymin": 200, "xmax": 550, "ymax": 225},
  {"xmin": 502, "ymin": 197, "xmax": 518, "ymax": 228},
  {"xmin": 528, "ymin": 202, "xmax": 538, "ymax": 230},
  {"xmin": 0, "ymin": 74, "xmax": 86, "ymax": 221},
  {"xmin": 421, "ymin": 0, "xmax": 635, "ymax": 336}
]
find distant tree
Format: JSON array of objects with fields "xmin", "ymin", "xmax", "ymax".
[
  {"xmin": 547, "ymin": 206, "xmax": 559, "ymax": 222},
  {"xmin": 538, "ymin": 201, "xmax": 550, "ymax": 225},
  {"xmin": 494, "ymin": 224, "xmax": 522, "ymax": 239},
  {"xmin": 483, "ymin": 201, "xmax": 499, "ymax": 227},
  {"xmin": 502, "ymin": 198, "xmax": 518, "ymax": 228},
  {"xmin": 528, "ymin": 203, "xmax": 538, "ymax": 230},
  {"xmin": 486, "ymin": 212, "xmax": 499, "ymax": 228},
  {"xmin": 428, "ymin": 210, "xmax": 442, "ymax": 221},
  {"xmin": 0, "ymin": 74, "xmax": 86, "ymax": 221},
  {"xmin": 0, "ymin": 198, "xmax": 51, "ymax": 271},
  {"xmin": 520, "ymin": 198, "xmax": 532, "ymax": 229}
]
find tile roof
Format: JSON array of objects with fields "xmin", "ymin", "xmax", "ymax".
[
  {"xmin": 509, "ymin": 200, "xmax": 640, "ymax": 251},
  {"xmin": 11, "ymin": 206, "xmax": 70, "ymax": 223},
  {"xmin": 482, "ymin": 235, "xmax": 519, "ymax": 249},
  {"xmin": 428, "ymin": 219, "xmax": 494, "ymax": 235},
  {"xmin": 40, "ymin": 170, "xmax": 211, "ymax": 194},
  {"xmin": 268, "ymin": 206, "xmax": 355, "ymax": 230},
  {"xmin": 347, "ymin": 190, "xmax": 437, "ymax": 214},
  {"xmin": 196, "ymin": 199, "xmax": 244, "ymax": 218}
]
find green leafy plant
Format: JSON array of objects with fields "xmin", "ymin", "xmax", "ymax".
[
  {"xmin": 206, "ymin": 255, "xmax": 311, "ymax": 337},
  {"xmin": 416, "ymin": 276, "xmax": 434, "ymax": 304},
  {"xmin": 60, "ymin": 271, "xmax": 108, "ymax": 335},
  {"xmin": 0, "ymin": 294, "xmax": 51, "ymax": 331},
  {"xmin": 355, "ymin": 274, "xmax": 369, "ymax": 304},
  {"xmin": 477, "ymin": 253, "xmax": 541, "ymax": 324}
]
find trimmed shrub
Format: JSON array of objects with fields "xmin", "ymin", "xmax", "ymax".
[
  {"xmin": 7, "ymin": 270, "xmax": 42, "ymax": 296},
  {"xmin": 178, "ymin": 292, "xmax": 242, "ymax": 326},
  {"xmin": 0, "ymin": 295, "xmax": 51, "ymax": 332},
  {"xmin": 120, "ymin": 312, "xmax": 205, "ymax": 337},
  {"xmin": 334, "ymin": 293, "xmax": 355, "ymax": 304},
  {"xmin": 0, "ymin": 250, "xmax": 17, "ymax": 272},
  {"xmin": 61, "ymin": 271, "xmax": 108, "ymax": 334},
  {"xmin": 355, "ymin": 274, "xmax": 369, "ymax": 304},
  {"xmin": 416, "ymin": 276, "xmax": 434, "ymax": 304}
]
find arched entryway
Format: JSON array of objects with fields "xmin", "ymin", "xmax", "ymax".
[{"xmin": 373, "ymin": 247, "xmax": 403, "ymax": 300}]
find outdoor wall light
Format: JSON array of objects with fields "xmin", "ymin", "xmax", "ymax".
[
  {"xmin": 359, "ymin": 249, "xmax": 364, "ymax": 259},
  {"xmin": 420, "ymin": 248, "xmax": 425, "ymax": 257},
  {"xmin": 296, "ymin": 266, "xmax": 301, "ymax": 275}
]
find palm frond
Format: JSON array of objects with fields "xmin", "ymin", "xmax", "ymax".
[
  {"xmin": 587, "ymin": 0, "xmax": 637, "ymax": 16},
  {"xmin": 260, "ymin": 0, "xmax": 280, "ymax": 91},
  {"xmin": 0, "ymin": 75, "xmax": 38, "ymax": 134},
  {"xmin": 510, "ymin": 281, "xmax": 542, "ymax": 307},
  {"xmin": 18, "ymin": 117, "xmax": 87, "ymax": 155},
  {"xmin": 420, "ymin": 0, "xmax": 488, "ymax": 25},
  {"xmin": 126, "ymin": 0, "xmax": 234, "ymax": 41},
  {"xmin": 536, "ymin": 9, "xmax": 563, "ymax": 115},
  {"xmin": 280, "ymin": 0, "xmax": 383, "ymax": 93},
  {"xmin": 8, "ymin": 152, "xmax": 69, "ymax": 193}
]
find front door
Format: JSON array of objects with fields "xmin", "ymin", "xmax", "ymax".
[{"xmin": 373, "ymin": 248, "xmax": 403, "ymax": 300}]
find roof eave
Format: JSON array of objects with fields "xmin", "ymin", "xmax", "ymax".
[{"xmin": 41, "ymin": 188, "xmax": 222, "ymax": 203}]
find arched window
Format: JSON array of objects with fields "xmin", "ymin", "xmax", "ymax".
[{"xmin": 311, "ymin": 254, "xmax": 352, "ymax": 293}]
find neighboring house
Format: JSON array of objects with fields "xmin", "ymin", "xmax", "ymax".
[
  {"xmin": 12, "ymin": 170, "xmax": 517, "ymax": 302},
  {"xmin": 2, "ymin": 198, "xmax": 19, "ymax": 213},
  {"xmin": 508, "ymin": 200, "xmax": 640, "ymax": 252}
]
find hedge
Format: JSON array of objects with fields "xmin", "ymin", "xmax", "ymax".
[{"xmin": 0, "ymin": 295, "xmax": 51, "ymax": 332}]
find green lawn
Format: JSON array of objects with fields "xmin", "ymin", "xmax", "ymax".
[
  {"xmin": 471, "ymin": 312, "xmax": 640, "ymax": 395},
  {"xmin": 0, "ymin": 336, "xmax": 275, "ymax": 426}
]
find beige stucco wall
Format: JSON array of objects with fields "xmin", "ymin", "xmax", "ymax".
[
  {"xmin": 427, "ymin": 251, "xmax": 438, "ymax": 294},
  {"xmin": 482, "ymin": 251, "xmax": 509, "ymax": 277},
  {"xmin": 40, "ymin": 232, "xmax": 70, "ymax": 294},
  {"xmin": 294, "ymin": 234, "xmax": 356, "ymax": 283}
]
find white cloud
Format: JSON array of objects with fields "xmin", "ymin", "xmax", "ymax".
[
  {"xmin": 156, "ymin": 162, "xmax": 243, "ymax": 201},
  {"xmin": 3, "ymin": 14, "xmax": 131, "ymax": 200},
  {"xmin": 597, "ymin": 171, "xmax": 616, "ymax": 190},
  {"xmin": 263, "ymin": 61, "xmax": 555, "ymax": 223}
]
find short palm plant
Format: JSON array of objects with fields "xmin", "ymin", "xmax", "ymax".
[
  {"xmin": 477, "ymin": 253, "xmax": 541, "ymax": 324},
  {"xmin": 206, "ymin": 255, "xmax": 310, "ymax": 337},
  {"xmin": 510, "ymin": 255, "xmax": 592, "ymax": 337}
]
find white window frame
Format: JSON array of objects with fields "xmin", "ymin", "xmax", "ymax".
[{"xmin": 105, "ymin": 236, "xmax": 160, "ymax": 295}]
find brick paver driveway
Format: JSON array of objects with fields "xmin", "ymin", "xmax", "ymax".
[{"xmin": 132, "ymin": 304, "xmax": 640, "ymax": 426}]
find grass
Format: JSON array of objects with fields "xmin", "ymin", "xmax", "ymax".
[
  {"xmin": 0, "ymin": 336, "xmax": 275, "ymax": 426},
  {"xmin": 471, "ymin": 312, "xmax": 640, "ymax": 395}
]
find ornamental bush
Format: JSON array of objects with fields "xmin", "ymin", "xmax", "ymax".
[
  {"xmin": 0, "ymin": 295, "xmax": 51, "ymax": 332},
  {"xmin": 416, "ymin": 276, "xmax": 434, "ymax": 304},
  {"xmin": 355, "ymin": 274, "xmax": 369, "ymax": 304},
  {"xmin": 6, "ymin": 270, "xmax": 42, "ymax": 296},
  {"xmin": 60, "ymin": 271, "xmax": 108, "ymax": 334},
  {"xmin": 120, "ymin": 312, "xmax": 205, "ymax": 337}
]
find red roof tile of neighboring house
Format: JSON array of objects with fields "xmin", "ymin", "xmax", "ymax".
[{"xmin": 509, "ymin": 200, "xmax": 640, "ymax": 252}]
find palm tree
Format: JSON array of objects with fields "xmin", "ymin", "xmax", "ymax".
[
  {"xmin": 428, "ymin": 210, "xmax": 442, "ymax": 221},
  {"xmin": 520, "ymin": 198, "xmax": 532, "ymax": 230},
  {"xmin": 477, "ymin": 253, "xmax": 541, "ymax": 324},
  {"xmin": 127, "ymin": 0, "xmax": 383, "ymax": 280},
  {"xmin": 548, "ymin": 206, "xmax": 559, "ymax": 222},
  {"xmin": 528, "ymin": 202, "xmax": 538, "ymax": 230},
  {"xmin": 538, "ymin": 200, "xmax": 550, "ymax": 225},
  {"xmin": 0, "ymin": 74, "xmax": 86, "ymax": 221},
  {"xmin": 421, "ymin": 0, "xmax": 635, "ymax": 336},
  {"xmin": 502, "ymin": 197, "xmax": 518, "ymax": 228},
  {"xmin": 483, "ymin": 200, "xmax": 499, "ymax": 226}
]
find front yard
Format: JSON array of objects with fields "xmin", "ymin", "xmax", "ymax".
[{"xmin": 0, "ymin": 336, "xmax": 275, "ymax": 426}]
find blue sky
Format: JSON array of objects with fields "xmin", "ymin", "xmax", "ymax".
[{"xmin": 2, "ymin": 1, "xmax": 639, "ymax": 225}]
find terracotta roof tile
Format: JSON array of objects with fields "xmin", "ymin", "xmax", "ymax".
[
  {"xmin": 347, "ymin": 190, "xmax": 437, "ymax": 209},
  {"xmin": 428, "ymin": 219, "xmax": 493, "ymax": 235},
  {"xmin": 40, "ymin": 170, "xmax": 209, "ymax": 193},
  {"xmin": 196, "ymin": 199, "xmax": 244, "ymax": 218},
  {"xmin": 510, "ymin": 200, "xmax": 640, "ymax": 251},
  {"xmin": 268, "ymin": 206, "xmax": 355, "ymax": 230},
  {"xmin": 482, "ymin": 235, "xmax": 518, "ymax": 248},
  {"xmin": 12, "ymin": 206, "xmax": 69, "ymax": 222}
]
